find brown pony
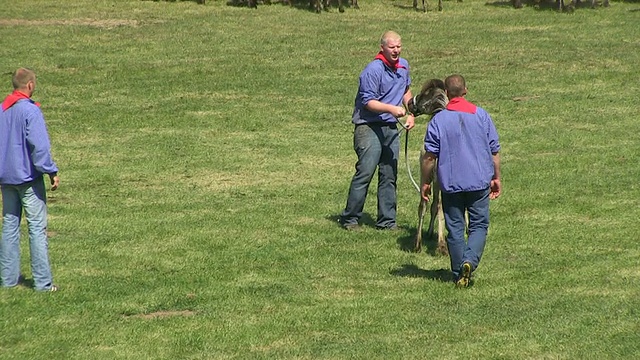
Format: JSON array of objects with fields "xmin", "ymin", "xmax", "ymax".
[{"xmin": 407, "ymin": 79, "xmax": 448, "ymax": 254}]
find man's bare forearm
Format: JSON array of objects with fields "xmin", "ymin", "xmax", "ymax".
[{"xmin": 492, "ymin": 153, "xmax": 501, "ymax": 180}]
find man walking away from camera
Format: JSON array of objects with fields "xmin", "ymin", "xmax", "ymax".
[
  {"xmin": 340, "ymin": 31, "xmax": 416, "ymax": 231},
  {"xmin": 0, "ymin": 68, "xmax": 59, "ymax": 292},
  {"xmin": 420, "ymin": 74, "xmax": 501, "ymax": 287}
]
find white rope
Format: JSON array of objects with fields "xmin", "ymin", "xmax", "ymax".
[{"xmin": 396, "ymin": 117, "xmax": 421, "ymax": 194}]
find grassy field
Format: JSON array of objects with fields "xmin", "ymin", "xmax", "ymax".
[{"xmin": 1, "ymin": 0, "xmax": 639, "ymax": 358}]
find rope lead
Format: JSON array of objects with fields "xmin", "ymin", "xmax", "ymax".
[{"xmin": 396, "ymin": 118, "xmax": 421, "ymax": 194}]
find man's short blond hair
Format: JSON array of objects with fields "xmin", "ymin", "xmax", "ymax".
[
  {"xmin": 380, "ymin": 31, "xmax": 401, "ymax": 46},
  {"xmin": 12, "ymin": 68, "xmax": 36, "ymax": 90}
]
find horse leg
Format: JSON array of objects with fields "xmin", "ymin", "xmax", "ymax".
[
  {"xmin": 438, "ymin": 0, "xmax": 442, "ymax": 11},
  {"xmin": 352, "ymin": 0, "xmax": 359, "ymax": 9},
  {"xmin": 425, "ymin": 191, "xmax": 437, "ymax": 239},
  {"xmin": 428, "ymin": 170, "xmax": 448, "ymax": 256},
  {"xmin": 415, "ymin": 197, "xmax": 427, "ymax": 252},
  {"xmin": 413, "ymin": 0, "xmax": 425, "ymax": 12},
  {"xmin": 424, "ymin": 189, "xmax": 447, "ymax": 256},
  {"xmin": 310, "ymin": 0, "xmax": 321, "ymax": 12},
  {"xmin": 434, "ymin": 188, "xmax": 448, "ymax": 256},
  {"xmin": 425, "ymin": 163, "xmax": 437, "ymax": 242}
]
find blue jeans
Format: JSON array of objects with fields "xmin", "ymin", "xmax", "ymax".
[
  {"xmin": 442, "ymin": 188, "xmax": 490, "ymax": 280},
  {"xmin": 1, "ymin": 179, "xmax": 54, "ymax": 291},
  {"xmin": 341, "ymin": 123, "xmax": 399, "ymax": 228}
]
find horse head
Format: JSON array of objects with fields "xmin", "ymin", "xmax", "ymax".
[{"xmin": 407, "ymin": 78, "xmax": 448, "ymax": 117}]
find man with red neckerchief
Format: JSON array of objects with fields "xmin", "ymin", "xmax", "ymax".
[
  {"xmin": 340, "ymin": 31, "xmax": 415, "ymax": 231},
  {"xmin": 0, "ymin": 68, "xmax": 59, "ymax": 292},
  {"xmin": 420, "ymin": 74, "xmax": 502, "ymax": 288}
]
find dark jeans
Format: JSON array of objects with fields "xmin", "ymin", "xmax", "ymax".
[
  {"xmin": 442, "ymin": 188, "xmax": 490, "ymax": 279},
  {"xmin": 341, "ymin": 123, "xmax": 399, "ymax": 228}
]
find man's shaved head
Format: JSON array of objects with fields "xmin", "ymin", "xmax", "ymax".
[
  {"xmin": 12, "ymin": 68, "xmax": 36, "ymax": 91},
  {"xmin": 444, "ymin": 74, "xmax": 467, "ymax": 98}
]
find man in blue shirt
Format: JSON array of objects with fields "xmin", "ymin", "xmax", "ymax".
[
  {"xmin": 340, "ymin": 31, "xmax": 416, "ymax": 231},
  {"xmin": 0, "ymin": 68, "xmax": 59, "ymax": 292},
  {"xmin": 420, "ymin": 74, "xmax": 501, "ymax": 287}
]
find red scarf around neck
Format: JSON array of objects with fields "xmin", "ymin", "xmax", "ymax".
[
  {"xmin": 2, "ymin": 90, "xmax": 40, "ymax": 111},
  {"xmin": 446, "ymin": 97, "xmax": 477, "ymax": 114},
  {"xmin": 374, "ymin": 52, "xmax": 406, "ymax": 71}
]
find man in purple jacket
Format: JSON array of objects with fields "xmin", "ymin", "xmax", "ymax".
[
  {"xmin": 420, "ymin": 74, "xmax": 501, "ymax": 288},
  {"xmin": 340, "ymin": 31, "xmax": 416, "ymax": 231},
  {"xmin": 0, "ymin": 68, "xmax": 59, "ymax": 292}
]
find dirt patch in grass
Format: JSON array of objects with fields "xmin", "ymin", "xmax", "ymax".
[{"xmin": 0, "ymin": 19, "xmax": 142, "ymax": 29}]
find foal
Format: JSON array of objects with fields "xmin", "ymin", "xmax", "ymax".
[{"xmin": 407, "ymin": 79, "xmax": 448, "ymax": 254}]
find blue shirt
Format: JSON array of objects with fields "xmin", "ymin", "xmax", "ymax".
[
  {"xmin": 424, "ymin": 98, "xmax": 500, "ymax": 193},
  {"xmin": 0, "ymin": 99, "xmax": 58, "ymax": 185},
  {"xmin": 352, "ymin": 57, "xmax": 411, "ymax": 125}
]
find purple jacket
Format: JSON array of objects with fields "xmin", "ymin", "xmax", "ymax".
[
  {"xmin": 352, "ymin": 57, "xmax": 411, "ymax": 125},
  {"xmin": 424, "ymin": 98, "xmax": 500, "ymax": 193},
  {"xmin": 0, "ymin": 98, "xmax": 58, "ymax": 185}
]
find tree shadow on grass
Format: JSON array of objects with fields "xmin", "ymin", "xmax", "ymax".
[
  {"xmin": 389, "ymin": 264, "xmax": 452, "ymax": 283},
  {"xmin": 485, "ymin": 0, "xmax": 615, "ymax": 11},
  {"xmin": 226, "ymin": 0, "xmax": 358, "ymax": 12},
  {"xmin": 484, "ymin": 0, "xmax": 563, "ymax": 10},
  {"xmin": 143, "ymin": 0, "xmax": 206, "ymax": 4}
]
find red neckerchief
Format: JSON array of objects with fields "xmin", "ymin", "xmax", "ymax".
[
  {"xmin": 2, "ymin": 90, "xmax": 40, "ymax": 111},
  {"xmin": 374, "ymin": 52, "xmax": 406, "ymax": 71},
  {"xmin": 446, "ymin": 97, "xmax": 476, "ymax": 114}
]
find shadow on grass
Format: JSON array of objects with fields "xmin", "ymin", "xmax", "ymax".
[
  {"xmin": 391, "ymin": 2, "xmax": 448, "ymax": 12},
  {"xmin": 391, "ymin": 3, "xmax": 420, "ymax": 11},
  {"xmin": 18, "ymin": 275, "xmax": 35, "ymax": 289},
  {"xmin": 389, "ymin": 264, "xmax": 452, "ymax": 283},
  {"xmin": 396, "ymin": 227, "xmax": 446, "ymax": 256},
  {"xmin": 142, "ymin": 0, "xmax": 206, "ymax": 4},
  {"xmin": 485, "ymin": 0, "xmax": 614, "ymax": 11},
  {"xmin": 326, "ymin": 213, "xmax": 377, "ymax": 229},
  {"xmin": 484, "ymin": 0, "xmax": 562, "ymax": 10},
  {"xmin": 226, "ymin": 0, "xmax": 359, "ymax": 12}
]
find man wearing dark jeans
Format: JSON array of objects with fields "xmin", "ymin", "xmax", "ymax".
[
  {"xmin": 420, "ymin": 74, "xmax": 502, "ymax": 287},
  {"xmin": 340, "ymin": 31, "xmax": 415, "ymax": 231}
]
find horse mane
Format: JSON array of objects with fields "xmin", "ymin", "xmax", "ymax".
[{"xmin": 420, "ymin": 79, "xmax": 445, "ymax": 94}]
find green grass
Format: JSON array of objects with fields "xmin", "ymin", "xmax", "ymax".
[{"xmin": 1, "ymin": 0, "xmax": 639, "ymax": 358}]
